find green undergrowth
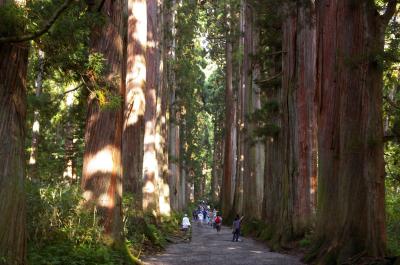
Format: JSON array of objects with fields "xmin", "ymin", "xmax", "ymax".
[
  {"xmin": 241, "ymin": 218, "xmax": 312, "ymax": 252},
  {"xmin": 241, "ymin": 219, "xmax": 274, "ymax": 244},
  {"xmin": 26, "ymin": 182, "xmax": 183, "ymax": 265},
  {"xmin": 387, "ymin": 190, "xmax": 400, "ymax": 256}
]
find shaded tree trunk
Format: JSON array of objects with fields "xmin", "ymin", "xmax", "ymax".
[
  {"xmin": 233, "ymin": 0, "xmax": 246, "ymax": 216},
  {"xmin": 222, "ymin": 36, "xmax": 235, "ymax": 218},
  {"xmin": 308, "ymin": 1, "xmax": 394, "ymax": 263},
  {"xmin": 242, "ymin": 1, "xmax": 265, "ymax": 220},
  {"xmin": 281, "ymin": 0, "xmax": 317, "ymax": 240},
  {"xmin": 81, "ymin": 0, "xmax": 124, "ymax": 244},
  {"xmin": 0, "ymin": 36, "xmax": 29, "ymax": 265},
  {"xmin": 211, "ymin": 126, "xmax": 223, "ymax": 204}
]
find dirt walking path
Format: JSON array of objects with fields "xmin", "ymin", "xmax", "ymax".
[{"xmin": 143, "ymin": 222, "xmax": 304, "ymax": 265}]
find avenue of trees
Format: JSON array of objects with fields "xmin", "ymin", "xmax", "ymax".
[{"xmin": 0, "ymin": 0, "xmax": 400, "ymax": 265}]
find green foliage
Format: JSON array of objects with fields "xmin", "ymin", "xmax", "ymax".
[
  {"xmin": 26, "ymin": 182, "xmax": 127, "ymax": 265},
  {"xmin": 241, "ymin": 219, "xmax": 273, "ymax": 242},
  {"xmin": 86, "ymin": 53, "xmax": 106, "ymax": 78},
  {"xmin": 0, "ymin": 3, "xmax": 27, "ymax": 37},
  {"xmin": 386, "ymin": 190, "xmax": 400, "ymax": 256}
]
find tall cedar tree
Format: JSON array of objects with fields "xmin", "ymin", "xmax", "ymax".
[
  {"xmin": 123, "ymin": 0, "xmax": 146, "ymax": 205},
  {"xmin": 81, "ymin": 0, "xmax": 124, "ymax": 244},
  {"xmin": 308, "ymin": 1, "xmax": 398, "ymax": 263},
  {"xmin": 0, "ymin": 3, "xmax": 29, "ymax": 265}
]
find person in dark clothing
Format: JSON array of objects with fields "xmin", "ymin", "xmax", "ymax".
[{"xmin": 232, "ymin": 214, "xmax": 244, "ymax": 242}]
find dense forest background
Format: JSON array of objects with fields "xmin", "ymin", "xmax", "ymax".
[{"xmin": 1, "ymin": 0, "xmax": 400, "ymax": 265}]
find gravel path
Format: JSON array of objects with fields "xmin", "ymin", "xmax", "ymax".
[{"xmin": 143, "ymin": 222, "xmax": 304, "ymax": 265}]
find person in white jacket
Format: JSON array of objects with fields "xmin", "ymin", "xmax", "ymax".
[
  {"xmin": 182, "ymin": 214, "xmax": 191, "ymax": 230},
  {"xmin": 182, "ymin": 214, "xmax": 191, "ymax": 240}
]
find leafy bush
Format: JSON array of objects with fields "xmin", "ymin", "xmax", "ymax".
[
  {"xmin": 386, "ymin": 189, "xmax": 400, "ymax": 256},
  {"xmin": 26, "ymin": 182, "xmax": 126, "ymax": 265}
]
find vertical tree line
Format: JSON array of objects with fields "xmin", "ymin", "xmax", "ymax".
[{"xmin": 213, "ymin": 0, "xmax": 399, "ymax": 264}]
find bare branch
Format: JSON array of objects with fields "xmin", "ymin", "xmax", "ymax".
[
  {"xmin": 63, "ymin": 83, "xmax": 84, "ymax": 95},
  {"xmin": 381, "ymin": 0, "xmax": 399, "ymax": 26},
  {"xmin": 0, "ymin": 0, "xmax": 74, "ymax": 43}
]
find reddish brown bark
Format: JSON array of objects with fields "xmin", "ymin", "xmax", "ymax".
[
  {"xmin": 165, "ymin": 0, "xmax": 181, "ymax": 211},
  {"xmin": 81, "ymin": 0, "xmax": 124, "ymax": 243},
  {"xmin": 281, "ymin": 1, "xmax": 317, "ymax": 239},
  {"xmin": 123, "ymin": 0, "xmax": 147, "ymax": 203},
  {"xmin": 242, "ymin": 1, "xmax": 265, "ymax": 220},
  {"xmin": 142, "ymin": 0, "xmax": 163, "ymax": 214},
  {"xmin": 233, "ymin": 0, "xmax": 246, "ymax": 216},
  {"xmin": 0, "ymin": 40, "xmax": 29, "ymax": 265},
  {"xmin": 222, "ymin": 37, "xmax": 235, "ymax": 218},
  {"xmin": 308, "ymin": 1, "xmax": 393, "ymax": 263}
]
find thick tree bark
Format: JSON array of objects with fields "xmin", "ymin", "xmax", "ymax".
[
  {"xmin": 123, "ymin": 0, "xmax": 147, "ymax": 205},
  {"xmin": 165, "ymin": 0, "xmax": 181, "ymax": 211},
  {"xmin": 154, "ymin": 0, "xmax": 171, "ymax": 216},
  {"xmin": 0, "ymin": 40, "xmax": 28, "ymax": 265},
  {"xmin": 233, "ymin": 0, "xmax": 246, "ymax": 216},
  {"xmin": 242, "ymin": 1, "xmax": 265, "ymax": 220},
  {"xmin": 308, "ymin": 1, "xmax": 392, "ymax": 263},
  {"xmin": 222, "ymin": 37, "xmax": 235, "ymax": 218},
  {"xmin": 81, "ymin": 0, "xmax": 124, "ymax": 244},
  {"xmin": 281, "ymin": 1, "xmax": 318, "ymax": 240},
  {"xmin": 141, "ymin": 0, "xmax": 164, "ymax": 214}
]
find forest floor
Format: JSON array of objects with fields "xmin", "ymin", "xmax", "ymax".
[{"xmin": 142, "ymin": 222, "xmax": 304, "ymax": 265}]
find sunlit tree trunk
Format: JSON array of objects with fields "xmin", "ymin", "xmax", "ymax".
[
  {"xmin": 123, "ymin": 0, "xmax": 147, "ymax": 205},
  {"xmin": 308, "ymin": 1, "xmax": 395, "ymax": 263},
  {"xmin": 0, "ymin": 29, "xmax": 29, "ymax": 265},
  {"xmin": 154, "ymin": 0, "xmax": 171, "ymax": 216},
  {"xmin": 28, "ymin": 50, "xmax": 44, "ymax": 179},
  {"xmin": 165, "ymin": 0, "xmax": 181, "ymax": 211},
  {"xmin": 141, "ymin": 0, "xmax": 163, "ymax": 214},
  {"xmin": 81, "ymin": 0, "xmax": 124, "ymax": 244}
]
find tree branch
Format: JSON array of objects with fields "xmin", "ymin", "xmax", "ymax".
[
  {"xmin": 381, "ymin": 0, "xmax": 399, "ymax": 26},
  {"xmin": 63, "ymin": 83, "xmax": 84, "ymax": 95},
  {"xmin": 384, "ymin": 96, "xmax": 400, "ymax": 110},
  {"xmin": 0, "ymin": 0, "xmax": 74, "ymax": 43}
]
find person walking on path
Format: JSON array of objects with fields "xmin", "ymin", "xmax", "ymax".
[
  {"xmin": 182, "ymin": 214, "xmax": 191, "ymax": 240},
  {"xmin": 232, "ymin": 215, "xmax": 244, "ymax": 242},
  {"xmin": 215, "ymin": 214, "xmax": 222, "ymax": 232}
]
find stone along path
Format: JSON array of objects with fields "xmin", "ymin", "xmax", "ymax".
[{"xmin": 143, "ymin": 222, "xmax": 304, "ymax": 265}]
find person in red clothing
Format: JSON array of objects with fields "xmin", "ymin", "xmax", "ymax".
[{"xmin": 215, "ymin": 214, "xmax": 222, "ymax": 232}]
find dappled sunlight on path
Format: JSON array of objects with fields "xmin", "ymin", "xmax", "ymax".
[{"xmin": 143, "ymin": 222, "xmax": 304, "ymax": 265}]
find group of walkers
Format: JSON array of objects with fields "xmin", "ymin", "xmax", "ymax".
[{"xmin": 182, "ymin": 201, "xmax": 244, "ymax": 242}]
